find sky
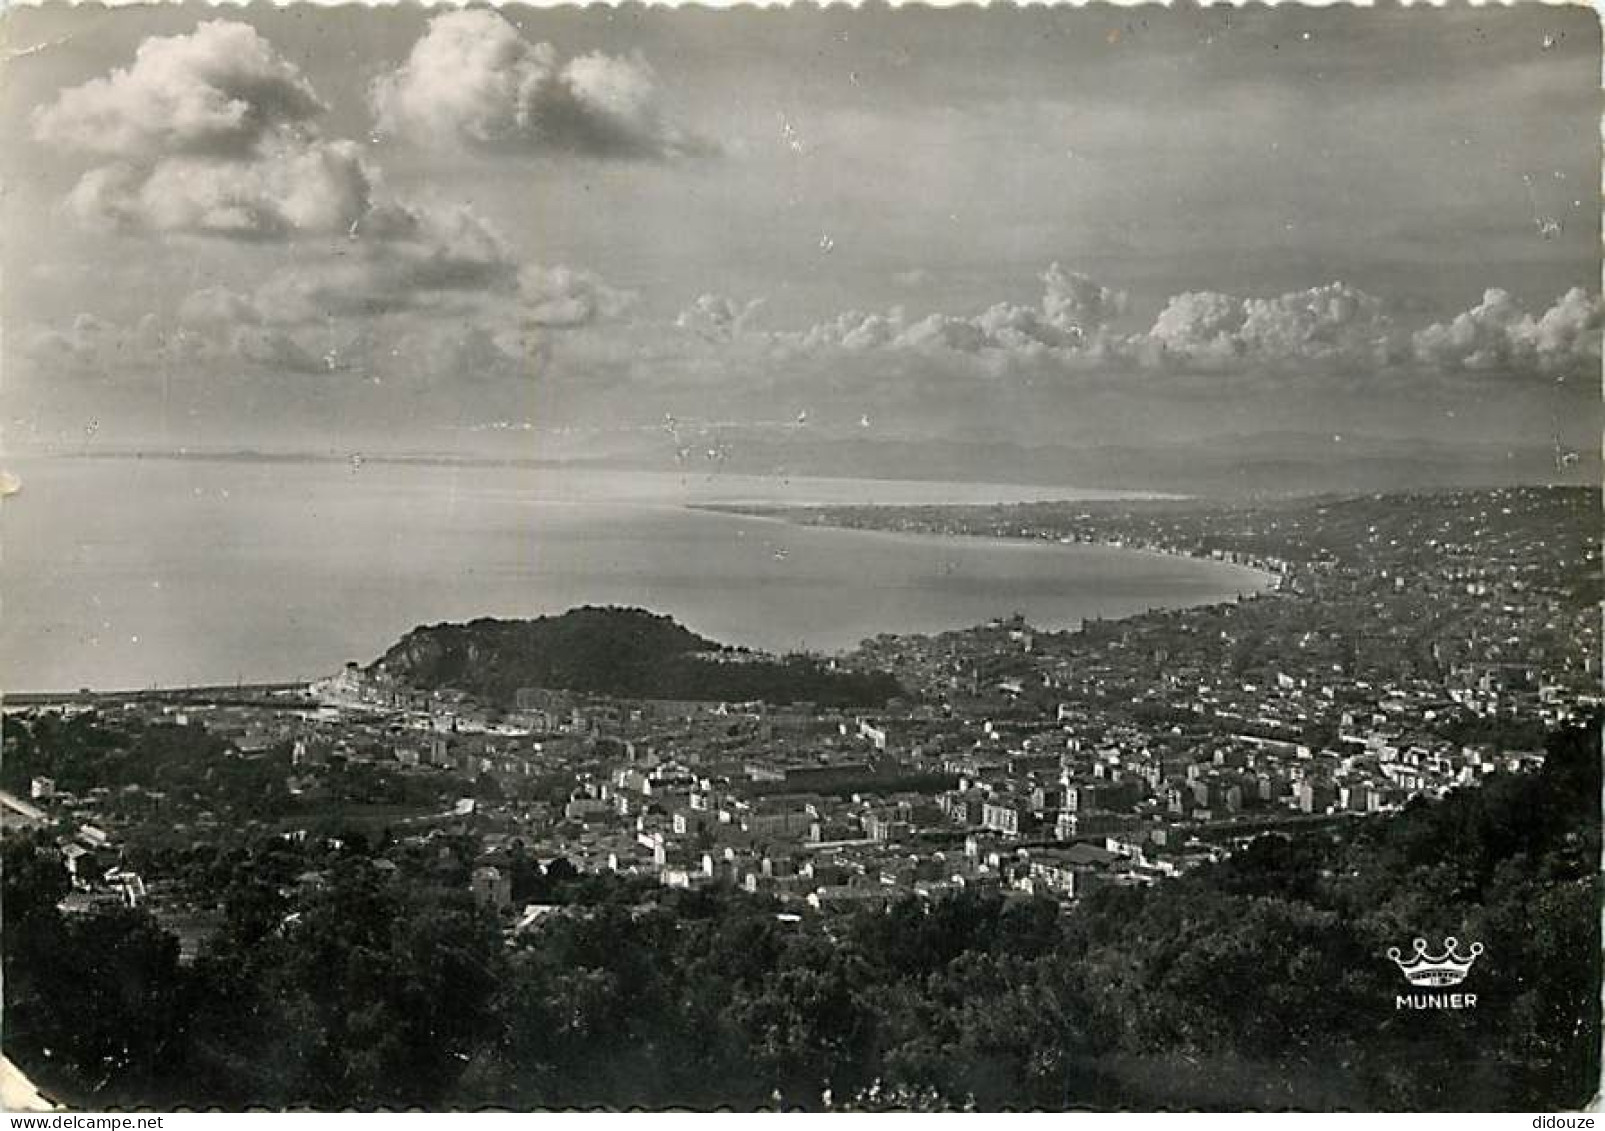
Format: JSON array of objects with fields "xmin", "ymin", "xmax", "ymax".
[{"xmin": 4, "ymin": 2, "xmax": 1601, "ymax": 468}]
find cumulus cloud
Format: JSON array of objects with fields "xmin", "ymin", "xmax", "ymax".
[
  {"xmin": 407, "ymin": 321, "xmax": 533, "ymax": 384},
  {"xmin": 21, "ymin": 312, "xmax": 215, "ymax": 378},
  {"xmin": 20, "ymin": 315, "xmax": 111, "ymax": 368},
  {"xmin": 229, "ymin": 326, "xmax": 328, "ymax": 374},
  {"xmin": 178, "ymin": 286, "xmax": 263, "ymax": 328},
  {"xmin": 65, "ymin": 139, "xmax": 376, "ymax": 239},
  {"xmin": 788, "ymin": 309, "xmax": 906, "ymax": 352},
  {"xmin": 36, "ymin": 15, "xmax": 640, "ymax": 356},
  {"xmin": 33, "ymin": 20, "xmax": 499, "ymax": 250},
  {"xmin": 29, "ymin": 305, "xmax": 437, "ymax": 380},
  {"xmin": 367, "ymin": 203, "xmax": 520, "ymax": 294},
  {"xmin": 781, "ymin": 263, "xmax": 1126, "ymax": 361},
  {"xmin": 371, "ymin": 9, "xmax": 709, "ymax": 159},
  {"xmin": 1041, "ymin": 263, "xmax": 1128, "ymax": 333},
  {"xmin": 1524, "ymin": 287, "xmax": 1604, "ymax": 371},
  {"xmin": 31, "ymin": 20, "xmax": 323, "ymax": 161},
  {"xmin": 28, "ymin": 19, "xmax": 647, "ymax": 390},
  {"xmin": 143, "ymin": 208, "xmax": 566, "ymax": 382},
  {"xmin": 667, "ymin": 269, "xmax": 1601, "ymax": 414},
  {"xmin": 520, "ymin": 265, "xmax": 635, "ymax": 327},
  {"xmin": 24, "ymin": 312, "xmax": 171, "ymax": 365},
  {"xmin": 35, "ymin": 21, "xmax": 390, "ymax": 242},
  {"xmin": 1239, "ymin": 284, "xmax": 1395, "ymax": 362},
  {"xmin": 1148, "ymin": 290, "xmax": 1243, "ymax": 362},
  {"xmin": 1412, "ymin": 287, "xmax": 1603, "ymax": 378},
  {"xmin": 897, "ymin": 312, "xmax": 994, "ymax": 353},
  {"xmin": 675, "ymin": 294, "xmax": 765, "ymax": 341},
  {"xmin": 248, "ymin": 207, "xmax": 518, "ymax": 324},
  {"xmin": 1143, "ymin": 282, "xmax": 1398, "ymax": 369},
  {"xmin": 175, "ymin": 256, "xmax": 618, "ymax": 386}
]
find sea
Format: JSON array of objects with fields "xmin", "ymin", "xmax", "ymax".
[{"xmin": 0, "ymin": 455, "xmax": 1270, "ymax": 693}]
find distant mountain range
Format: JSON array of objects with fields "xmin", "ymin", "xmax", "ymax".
[
  {"xmin": 601, "ymin": 429, "xmax": 1600, "ymax": 497},
  {"xmin": 371, "ymin": 606, "xmax": 903, "ymax": 708},
  {"xmin": 47, "ymin": 430, "xmax": 1599, "ymax": 497}
]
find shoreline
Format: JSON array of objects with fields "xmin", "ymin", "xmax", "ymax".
[
  {"xmin": 2, "ymin": 527, "xmax": 1276, "ymax": 699},
  {"xmin": 4, "ymin": 488, "xmax": 1275, "ymax": 698},
  {"xmin": 692, "ymin": 502, "xmax": 1286, "ymax": 601}
]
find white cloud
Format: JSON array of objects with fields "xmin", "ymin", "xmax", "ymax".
[
  {"xmin": 31, "ymin": 20, "xmax": 323, "ymax": 161},
  {"xmin": 229, "ymin": 326, "xmax": 328, "ymax": 374},
  {"xmin": 178, "ymin": 286, "xmax": 262, "ymax": 327},
  {"xmin": 896, "ymin": 312, "xmax": 994, "ymax": 353},
  {"xmin": 520, "ymin": 265, "xmax": 635, "ymax": 327},
  {"xmin": 657, "ymin": 270, "xmax": 1602, "ymax": 419},
  {"xmin": 19, "ymin": 316, "xmax": 107, "ymax": 368},
  {"xmin": 405, "ymin": 321, "xmax": 533, "ymax": 384},
  {"xmin": 27, "ymin": 16, "xmax": 638, "ymax": 389},
  {"xmin": 1040, "ymin": 263, "xmax": 1128, "ymax": 335},
  {"xmin": 972, "ymin": 303, "xmax": 1074, "ymax": 353},
  {"xmin": 1143, "ymin": 282, "xmax": 1397, "ymax": 369},
  {"xmin": 371, "ymin": 11, "xmax": 549, "ymax": 148},
  {"xmin": 371, "ymin": 9, "xmax": 708, "ymax": 159},
  {"xmin": 65, "ymin": 139, "xmax": 376, "ymax": 239},
  {"xmin": 786, "ymin": 309, "xmax": 905, "ymax": 352},
  {"xmin": 244, "ymin": 204, "xmax": 519, "ymax": 324},
  {"xmin": 1147, "ymin": 290, "xmax": 1244, "ymax": 362},
  {"xmin": 170, "ymin": 248, "xmax": 619, "ymax": 387},
  {"xmin": 1521, "ymin": 287, "xmax": 1604, "ymax": 372},
  {"xmin": 675, "ymin": 294, "xmax": 765, "ymax": 341},
  {"xmin": 1238, "ymin": 283, "xmax": 1395, "ymax": 363},
  {"xmin": 20, "ymin": 312, "xmax": 211, "ymax": 377},
  {"xmin": 782, "ymin": 263, "xmax": 1125, "ymax": 359},
  {"xmin": 36, "ymin": 21, "xmax": 391, "ymax": 243},
  {"xmin": 375, "ymin": 203, "xmax": 520, "ymax": 293},
  {"xmin": 1413, "ymin": 286, "xmax": 1603, "ymax": 377}
]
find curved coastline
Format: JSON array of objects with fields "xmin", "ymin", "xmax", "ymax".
[
  {"xmin": 690, "ymin": 503, "xmax": 1284, "ymax": 641},
  {"xmin": 3, "ymin": 457, "xmax": 1280, "ymax": 690}
]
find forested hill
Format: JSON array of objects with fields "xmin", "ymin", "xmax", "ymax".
[{"xmin": 370, "ymin": 606, "xmax": 903, "ymax": 708}]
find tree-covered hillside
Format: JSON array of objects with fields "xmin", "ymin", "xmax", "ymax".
[{"xmin": 371, "ymin": 606, "xmax": 903, "ymax": 708}]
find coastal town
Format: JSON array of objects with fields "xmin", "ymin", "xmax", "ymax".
[{"xmin": 4, "ymin": 485, "xmax": 1598, "ymax": 952}]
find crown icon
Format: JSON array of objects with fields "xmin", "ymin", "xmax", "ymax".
[{"xmin": 1388, "ymin": 937, "xmax": 1484, "ymax": 986}]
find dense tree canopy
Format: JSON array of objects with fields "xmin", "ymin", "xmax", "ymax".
[{"xmin": 373, "ymin": 606, "xmax": 904, "ymax": 708}]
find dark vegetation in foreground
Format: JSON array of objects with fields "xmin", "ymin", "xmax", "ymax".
[
  {"xmin": 372, "ymin": 606, "xmax": 905, "ymax": 708},
  {"xmin": 4, "ymin": 720, "xmax": 1598, "ymax": 1111}
]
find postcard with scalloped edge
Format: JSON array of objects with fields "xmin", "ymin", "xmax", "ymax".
[{"xmin": 2, "ymin": 0, "xmax": 1599, "ymax": 1115}]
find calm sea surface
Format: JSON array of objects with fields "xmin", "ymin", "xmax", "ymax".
[{"xmin": 2, "ymin": 456, "xmax": 1268, "ymax": 692}]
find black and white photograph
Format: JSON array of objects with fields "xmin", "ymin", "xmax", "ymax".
[{"xmin": 1, "ymin": 0, "xmax": 1600, "ymax": 1114}]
